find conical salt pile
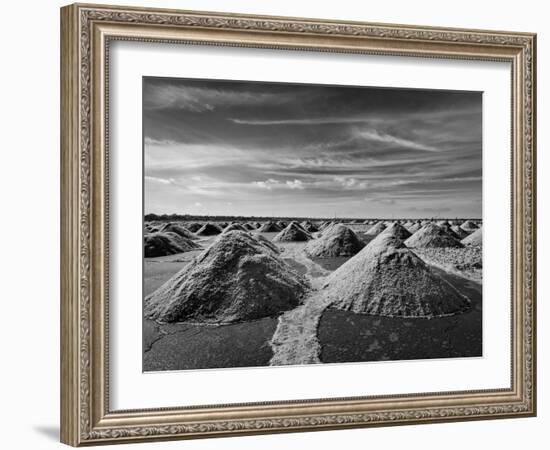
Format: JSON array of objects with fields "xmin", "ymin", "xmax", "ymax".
[
  {"xmin": 288, "ymin": 220, "xmax": 307, "ymax": 231},
  {"xmin": 301, "ymin": 221, "xmax": 319, "ymax": 233},
  {"xmin": 145, "ymin": 231, "xmax": 309, "ymax": 323},
  {"xmin": 461, "ymin": 227, "xmax": 482, "ymax": 246},
  {"xmin": 273, "ymin": 222, "xmax": 312, "ymax": 242},
  {"xmin": 304, "ymin": 224, "xmax": 364, "ymax": 257},
  {"xmin": 255, "ymin": 234, "xmax": 280, "ymax": 254},
  {"xmin": 196, "ymin": 223, "xmax": 222, "ymax": 236},
  {"xmin": 144, "ymin": 232, "xmax": 200, "ymax": 257},
  {"xmin": 258, "ymin": 221, "xmax": 281, "ymax": 232},
  {"xmin": 366, "ymin": 221, "xmax": 387, "ymax": 235},
  {"xmin": 322, "ymin": 236, "xmax": 470, "ymax": 317},
  {"xmin": 438, "ymin": 222, "xmax": 460, "ymax": 239},
  {"xmin": 244, "ymin": 223, "xmax": 256, "ymax": 230},
  {"xmin": 451, "ymin": 225, "xmax": 469, "ymax": 239},
  {"xmin": 406, "ymin": 222, "xmax": 422, "ymax": 233},
  {"xmin": 460, "ymin": 220, "xmax": 479, "ymax": 233},
  {"xmin": 186, "ymin": 222, "xmax": 203, "ymax": 233},
  {"xmin": 405, "ymin": 223, "xmax": 463, "ymax": 248},
  {"xmin": 381, "ymin": 222, "xmax": 412, "ymax": 240},
  {"xmin": 277, "ymin": 221, "xmax": 288, "ymax": 229},
  {"xmin": 223, "ymin": 223, "xmax": 248, "ymax": 233},
  {"xmin": 159, "ymin": 222, "xmax": 198, "ymax": 240}
]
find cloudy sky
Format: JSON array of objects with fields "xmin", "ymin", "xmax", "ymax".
[{"xmin": 143, "ymin": 77, "xmax": 482, "ymax": 219}]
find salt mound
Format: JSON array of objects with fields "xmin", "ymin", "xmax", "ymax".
[
  {"xmin": 288, "ymin": 220, "xmax": 307, "ymax": 231},
  {"xmin": 223, "ymin": 223, "xmax": 248, "ymax": 233},
  {"xmin": 301, "ymin": 221, "xmax": 319, "ymax": 233},
  {"xmin": 277, "ymin": 221, "xmax": 288, "ymax": 229},
  {"xmin": 366, "ymin": 230, "xmax": 406, "ymax": 250},
  {"xmin": 258, "ymin": 221, "xmax": 281, "ymax": 232},
  {"xmin": 381, "ymin": 222, "xmax": 411, "ymax": 240},
  {"xmin": 159, "ymin": 222, "xmax": 198, "ymax": 240},
  {"xmin": 451, "ymin": 225, "xmax": 469, "ymax": 239},
  {"xmin": 461, "ymin": 227, "xmax": 482, "ymax": 246},
  {"xmin": 196, "ymin": 223, "xmax": 222, "ymax": 236},
  {"xmin": 243, "ymin": 223, "xmax": 256, "ymax": 230},
  {"xmin": 304, "ymin": 224, "xmax": 364, "ymax": 257},
  {"xmin": 144, "ymin": 231, "xmax": 309, "ymax": 323},
  {"xmin": 273, "ymin": 222, "xmax": 312, "ymax": 242},
  {"xmin": 255, "ymin": 234, "xmax": 280, "ymax": 254},
  {"xmin": 460, "ymin": 220, "xmax": 479, "ymax": 232},
  {"xmin": 186, "ymin": 222, "xmax": 202, "ymax": 233},
  {"xmin": 323, "ymin": 236, "xmax": 470, "ymax": 317},
  {"xmin": 407, "ymin": 222, "xmax": 422, "ymax": 234},
  {"xmin": 366, "ymin": 221, "xmax": 387, "ymax": 235},
  {"xmin": 438, "ymin": 222, "xmax": 460, "ymax": 239},
  {"xmin": 144, "ymin": 232, "xmax": 200, "ymax": 257},
  {"xmin": 405, "ymin": 223, "xmax": 463, "ymax": 248}
]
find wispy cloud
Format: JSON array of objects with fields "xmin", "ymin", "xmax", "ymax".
[
  {"xmin": 144, "ymin": 81, "xmax": 303, "ymax": 113},
  {"xmin": 144, "ymin": 78, "xmax": 482, "ymax": 218},
  {"xmin": 230, "ymin": 117, "xmax": 375, "ymax": 126},
  {"xmin": 356, "ymin": 129, "xmax": 439, "ymax": 152}
]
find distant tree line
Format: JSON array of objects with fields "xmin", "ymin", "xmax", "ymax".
[{"xmin": 144, "ymin": 213, "xmax": 481, "ymax": 223}]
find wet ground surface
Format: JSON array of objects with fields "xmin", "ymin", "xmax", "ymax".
[
  {"xmin": 318, "ymin": 267, "xmax": 482, "ymax": 363},
  {"xmin": 143, "ymin": 317, "xmax": 277, "ymax": 371}
]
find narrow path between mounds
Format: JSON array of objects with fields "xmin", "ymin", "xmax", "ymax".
[{"xmin": 269, "ymin": 244, "xmax": 333, "ymax": 366}]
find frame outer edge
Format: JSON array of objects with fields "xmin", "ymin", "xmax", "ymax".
[
  {"xmin": 61, "ymin": 2, "xmax": 537, "ymax": 445},
  {"xmin": 61, "ymin": 4, "xmax": 81, "ymax": 447},
  {"xmin": 528, "ymin": 33, "xmax": 536, "ymax": 416}
]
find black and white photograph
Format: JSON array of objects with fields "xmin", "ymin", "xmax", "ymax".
[{"xmin": 142, "ymin": 77, "xmax": 483, "ymax": 372}]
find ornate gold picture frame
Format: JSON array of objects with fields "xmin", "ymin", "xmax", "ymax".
[{"xmin": 60, "ymin": 3, "xmax": 536, "ymax": 446}]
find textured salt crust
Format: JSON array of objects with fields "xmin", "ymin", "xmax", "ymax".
[
  {"xmin": 144, "ymin": 232, "xmax": 200, "ymax": 257},
  {"xmin": 366, "ymin": 221, "xmax": 387, "ymax": 235},
  {"xmin": 322, "ymin": 236, "xmax": 471, "ymax": 318},
  {"xmin": 381, "ymin": 222, "xmax": 412, "ymax": 240},
  {"xmin": 304, "ymin": 224, "xmax": 364, "ymax": 257},
  {"xmin": 414, "ymin": 246, "xmax": 482, "ymax": 283},
  {"xmin": 301, "ymin": 221, "xmax": 319, "ymax": 233},
  {"xmin": 269, "ymin": 243, "xmax": 332, "ymax": 365},
  {"xmin": 257, "ymin": 221, "xmax": 281, "ymax": 232},
  {"xmin": 185, "ymin": 222, "xmax": 203, "ymax": 233},
  {"xmin": 273, "ymin": 223, "xmax": 312, "ymax": 242},
  {"xmin": 406, "ymin": 222, "xmax": 422, "ymax": 233},
  {"xmin": 158, "ymin": 222, "xmax": 199, "ymax": 240},
  {"xmin": 451, "ymin": 225, "xmax": 469, "ymax": 239},
  {"xmin": 460, "ymin": 220, "xmax": 479, "ymax": 232},
  {"xmin": 461, "ymin": 227, "xmax": 483, "ymax": 246},
  {"xmin": 145, "ymin": 231, "xmax": 309, "ymax": 323},
  {"xmin": 222, "ymin": 223, "xmax": 248, "ymax": 233},
  {"xmin": 405, "ymin": 223, "xmax": 463, "ymax": 248},
  {"xmin": 196, "ymin": 223, "xmax": 222, "ymax": 236}
]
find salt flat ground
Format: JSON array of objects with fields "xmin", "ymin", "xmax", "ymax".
[{"xmin": 143, "ymin": 229, "xmax": 481, "ymax": 372}]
